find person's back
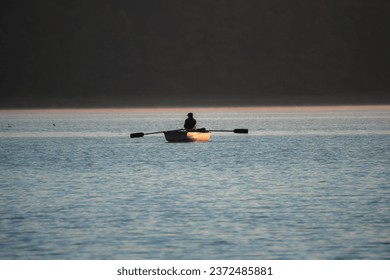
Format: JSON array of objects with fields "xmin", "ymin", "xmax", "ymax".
[{"xmin": 184, "ymin": 113, "xmax": 196, "ymax": 131}]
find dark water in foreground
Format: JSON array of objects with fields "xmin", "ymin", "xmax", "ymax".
[{"xmin": 1, "ymin": 107, "xmax": 389, "ymax": 259}]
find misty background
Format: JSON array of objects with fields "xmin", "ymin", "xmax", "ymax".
[{"xmin": 1, "ymin": 0, "xmax": 389, "ymax": 108}]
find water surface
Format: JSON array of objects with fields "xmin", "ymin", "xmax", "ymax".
[{"xmin": 1, "ymin": 107, "xmax": 389, "ymax": 259}]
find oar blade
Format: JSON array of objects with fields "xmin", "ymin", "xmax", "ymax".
[
  {"xmin": 130, "ymin": 132, "xmax": 145, "ymax": 138},
  {"xmin": 233, "ymin": 129, "xmax": 248, "ymax": 134}
]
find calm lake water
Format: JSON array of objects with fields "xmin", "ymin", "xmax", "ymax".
[{"xmin": 1, "ymin": 107, "xmax": 389, "ymax": 259}]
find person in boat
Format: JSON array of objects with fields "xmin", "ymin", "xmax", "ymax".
[{"xmin": 184, "ymin": 112, "xmax": 197, "ymax": 131}]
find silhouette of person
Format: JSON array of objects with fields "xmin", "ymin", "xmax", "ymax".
[{"xmin": 184, "ymin": 112, "xmax": 197, "ymax": 131}]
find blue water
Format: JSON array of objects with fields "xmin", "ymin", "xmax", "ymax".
[{"xmin": 1, "ymin": 107, "xmax": 389, "ymax": 259}]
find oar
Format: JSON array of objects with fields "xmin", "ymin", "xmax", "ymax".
[
  {"xmin": 130, "ymin": 128, "xmax": 248, "ymax": 138},
  {"xmin": 130, "ymin": 131, "xmax": 166, "ymax": 138},
  {"xmin": 208, "ymin": 129, "xmax": 248, "ymax": 134},
  {"xmin": 130, "ymin": 129, "xmax": 184, "ymax": 138}
]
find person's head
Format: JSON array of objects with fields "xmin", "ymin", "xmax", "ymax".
[{"xmin": 187, "ymin": 112, "xmax": 193, "ymax": 118}]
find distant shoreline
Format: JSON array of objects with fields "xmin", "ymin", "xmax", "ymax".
[{"xmin": 1, "ymin": 105, "xmax": 390, "ymax": 114}]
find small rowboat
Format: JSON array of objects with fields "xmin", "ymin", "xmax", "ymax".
[
  {"xmin": 164, "ymin": 130, "xmax": 211, "ymax": 143},
  {"xmin": 130, "ymin": 128, "xmax": 247, "ymax": 141}
]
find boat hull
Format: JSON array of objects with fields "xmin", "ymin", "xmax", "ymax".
[{"xmin": 164, "ymin": 130, "xmax": 211, "ymax": 142}]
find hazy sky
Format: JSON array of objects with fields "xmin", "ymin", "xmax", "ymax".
[{"xmin": 1, "ymin": 0, "xmax": 389, "ymax": 108}]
